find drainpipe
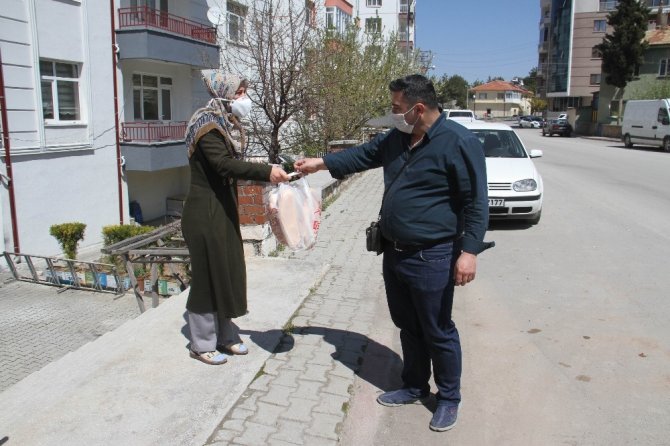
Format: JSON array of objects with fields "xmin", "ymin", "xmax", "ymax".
[
  {"xmin": 110, "ymin": 0, "xmax": 124, "ymax": 224},
  {"xmin": 0, "ymin": 50, "xmax": 20, "ymax": 253}
]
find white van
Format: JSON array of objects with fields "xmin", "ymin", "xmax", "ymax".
[
  {"xmin": 621, "ymin": 99, "xmax": 670, "ymax": 151},
  {"xmin": 444, "ymin": 109, "xmax": 476, "ymax": 122}
]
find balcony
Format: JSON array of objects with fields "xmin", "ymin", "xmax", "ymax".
[
  {"xmin": 646, "ymin": 0, "xmax": 666, "ymax": 7},
  {"xmin": 121, "ymin": 121, "xmax": 187, "ymax": 143},
  {"xmin": 399, "ymin": 4, "xmax": 415, "ymax": 22},
  {"xmin": 599, "ymin": 1, "xmax": 619, "ymax": 11},
  {"xmin": 538, "ymin": 41, "xmax": 549, "ymax": 53},
  {"xmin": 120, "ymin": 121, "xmax": 189, "ymax": 172},
  {"xmin": 116, "ymin": 7, "xmax": 218, "ymax": 68}
]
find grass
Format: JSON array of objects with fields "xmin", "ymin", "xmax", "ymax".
[
  {"xmin": 321, "ymin": 192, "xmax": 340, "ymax": 211},
  {"xmin": 252, "ymin": 365, "xmax": 266, "ymax": 382}
]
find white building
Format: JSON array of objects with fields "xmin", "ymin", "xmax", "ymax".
[
  {"xmin": 0, "ymin": 0, "xmax": 218, "ymax": 258},
  {"xmin": 351, "ymin": 0, "xmax": 416, "ymax": 51}
]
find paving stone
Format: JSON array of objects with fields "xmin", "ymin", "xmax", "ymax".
[
  {"xmin": 270, "ymin": 418, "xmax": 309, "ymax": 444},
  {"xmin": 320, "ymin": 375, "xmax": 352, "ymax": 398},
  {"xmin": 312, "ymin": 394, "xmax": 350, "ymax": 417},
  {"xmin": 305, "ymin": 412, "xmax": 342, "ymax": 441},
  {"xmin": 281, "ymin": 396, "xmax": 319, "ymax": 422},
  {"xmin": 250, "ymin": 401, "xmax": 286, "ymax": 426},
  {"xmin": 259, "ymin": 384, "xmax": 293, "ymax": 407},
  {"xmin": 233, "ymin": 421, "xmax": 277, "ymax": 445}
]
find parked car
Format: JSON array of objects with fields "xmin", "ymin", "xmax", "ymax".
[
  {"xmin": 542, "ymin": 119, "xmax": 572, "ymax": 137},
  {"xmin": 621, "ymin": 99, "xmax": 670, "ymax": 151},
  {"xmin": 519, "ymin": 116, "xmax": 545, "ymax": 128},
  {"xmin": 444, "ymin": 109, "xmax": 476, "ymax": 122},
  {"xmin": 460, "ymin": 121, "xmax": 543, "ymax": 224}
]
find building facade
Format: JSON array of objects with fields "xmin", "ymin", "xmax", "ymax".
[
  {"xmin": 1, "ymin": 0, "xmax": 123, "ymax": 256},
  {"xmin": 537, "ymin": 0, "xmax": 667, "ymax": 130},
  {"xmin": 350, "ymin": 0, "xmax": 416, "ymax": 52},
  {"xmin": 0, "ymin": 0, "xmax": 218, "ymax": 258}
]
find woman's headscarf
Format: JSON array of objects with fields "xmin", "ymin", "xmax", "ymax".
[{"xmin": 185, "ymin": 69, "xmax": 245, "ymax": 159}]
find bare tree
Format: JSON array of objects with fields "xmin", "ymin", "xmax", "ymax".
[
  {"xmin": 216, "ymin": 0, "xmax": 316, "ymax": 163},
  {"xmin": 295, "ymin": 27, "xmax": 419, "ymax": 154}
]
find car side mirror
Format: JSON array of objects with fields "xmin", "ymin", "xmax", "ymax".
[{"xmin": 529, "ymin": 149, "xmax": 543, "ymax": 158}]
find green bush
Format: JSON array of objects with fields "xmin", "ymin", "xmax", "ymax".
[
  {"xmin": 102, "ymin": 224, "xmax": 153, "ymax": 247},
  {"xmin": 50, "ymin": 222, "xmax": 86, "ymax": 260}
]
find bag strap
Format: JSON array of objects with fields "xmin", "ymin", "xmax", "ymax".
[{"xmin": 377, "ymin": 153, "xmax": 412, "ymax": 220}]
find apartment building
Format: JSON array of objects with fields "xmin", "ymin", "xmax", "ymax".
[
  {"xmin": 0, "ymin": 0, "xmax": 218, "ymax": 257},
  {"xmin": 351, "ymin": 0, "xmax": 416, "ymax": 52},
  {"xmin": 0, "ymin": 0, "xmax": 123, "ymax": 256},
  {"xmin": 536, "ymin": 0, "xmax": 615, "ymax": 119},
  {"xmin": 537, "ymin": 0, "xmax": 666, "ymax": 129}
]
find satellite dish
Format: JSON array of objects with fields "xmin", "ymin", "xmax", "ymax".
[{"xmin": 206, "ymin": 7, "xmax": 224, "ymax": 25}]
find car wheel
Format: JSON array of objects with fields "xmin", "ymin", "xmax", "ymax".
[
  {"xmin": 623, "ymin": 134, "xmax": 633, "ymax": 148},
  {"xmin": 664, "ymin": 136, "xmax": 670, "ymax": 152},
  {"xmin": 529, "ymin": 210, "xmax": 541, "ymax": 225}
]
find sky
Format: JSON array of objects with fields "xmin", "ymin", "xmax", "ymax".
[{"xmin": 416, "ymin": 0, "xmax": 540, "ymax": 83}]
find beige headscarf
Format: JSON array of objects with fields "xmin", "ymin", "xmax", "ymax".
[{"xmin": 185, "ymin": 69, "xmax": 246, "ymax": 159}]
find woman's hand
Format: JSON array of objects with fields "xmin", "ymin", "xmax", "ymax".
[{"xmin": 269, "ymin": 166, "xmax": 290, "ymax": 184}]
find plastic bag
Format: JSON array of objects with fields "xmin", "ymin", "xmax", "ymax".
[{"xmin": 265, "ymin": 177, "xmax": 322, "ymax": 251}]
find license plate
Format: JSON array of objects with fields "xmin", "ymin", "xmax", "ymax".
[{"xmin": 488, "ymin": 198, "xmax": 505, "ymax": 207}]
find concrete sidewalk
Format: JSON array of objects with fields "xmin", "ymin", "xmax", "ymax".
[
  {"xmin": 0, "ymin": 256, "xmax": 328, "ymax": 445},
  {"xmin": 0, "ymin": 169, "xmax": 374, "ymax": 445}
]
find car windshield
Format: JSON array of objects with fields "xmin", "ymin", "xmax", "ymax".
[{"xmin": 470, "ymin": 129, "xmax": 527, "ymax": 158}]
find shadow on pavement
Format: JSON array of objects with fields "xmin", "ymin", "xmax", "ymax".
[{"xmin": 240, "ymin": 326, "xmax": 405, "ymax": 394}]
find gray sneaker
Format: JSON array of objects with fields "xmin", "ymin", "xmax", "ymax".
[
  {"xmin": 429, "ymin": 403, "xmax": 459, "ymax": 432},
  {"xmin": 376, "ymin": 388, "xmax": 430, "ymax": 407}
]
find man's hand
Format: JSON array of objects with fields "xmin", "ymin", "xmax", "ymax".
[
  {"xmin": 295, "ymin": 158, "xmax": 325, "ymax": 174},
  {"xmin": 454, "ymin": 252, "xmax": 477, "ymax": 286},
  {"xmin": 269, "ymin": 166, "xmax": 290, "ymax": 184}
]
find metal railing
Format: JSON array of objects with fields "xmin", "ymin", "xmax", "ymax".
[
  {"xmin": 600, "ymin": 1, "xmax": 619, "ymax": 11},
  {"xmin": 118, "ymin": 7, "xmax": 216, "ymax": 44},
  {"xmin": 3, "ymin": 252, "xmax": 128, "ymax": 295},
  {"xmin": 121, "ymin": 121, "xmax": 187, "ymax": 143}
]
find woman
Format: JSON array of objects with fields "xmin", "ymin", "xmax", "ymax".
[{"xmin": 182, "ymin": 70, "xmax": 289, "ymax": 365}]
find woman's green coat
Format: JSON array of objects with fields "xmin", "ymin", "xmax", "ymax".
[{"xmin": 182, "ymin": 130, "xmax": 272, "ymax": 320}]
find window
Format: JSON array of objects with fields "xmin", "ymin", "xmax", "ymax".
[
  {"xmin": 40, "ymin": 60, "xmax": 81, "ymax": 122},
  {"xmin": 478, "ymin": 93, "xmax": 487, "ymax": 100},
  {"xmin": 305, "ymin": 0, "xmax": 316, "ymax": 27},
  {"xmin": 594, "ymin": 20, "xmax": 606, "ymax": 32},
  {"xmin": 590, "ymin": 73, "xmax": 601, "ymax": 85},
  {"xmin": 325, "ymin": 6, "xmax": 351, "ymax": 34},
  {"xmin": 497, "ymin": 93, "xmax": 504, "ymax": 100},
  {"xmin": 660, "ymin": 58, "xmax": 669, "ymax": 76},
  {"xmin": 367, "ymin": 0, "xmax": 382, "ymax": 6},
  {"xmin": 365, "ymin": 17, "xmax": 382, "ymax": 34},
  {"xmin": 227, "ymin": 1, "xmax": 247, "ymax": 43},
  {"xmin": 658, "ymin": 107, "xmax": 669, "ymax": 123},
  {"xmin": 592, "ymin": 46, "xmax": 602, "ymax": 58},
  {"xmin": 133, "ymin": 74, "xmax": 172, "ymax": 120}
]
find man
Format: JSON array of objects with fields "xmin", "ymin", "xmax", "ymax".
[{"xmin": 295, "ymin": 74, "xmax": 493, "ymax": 432}]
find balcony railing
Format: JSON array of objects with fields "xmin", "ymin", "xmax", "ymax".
[
  {"xmin": 118, "ymin": 7, "xmax": 216, "ymax": 44},
  {"xmin": 599, "ymin": 1, "xmax": 619, "ymax": 11},
  {"xmin": 121, "ymin": 121, "xmax": 187, "ymax": 143},
  {"xmin": 646, "ymin": 0, "xmax": 665, "ymax": 8}
]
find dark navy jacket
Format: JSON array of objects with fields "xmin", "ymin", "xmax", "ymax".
[{"xmin": 323, "ymin": 115, "xmax": 492, "ymax": 255}]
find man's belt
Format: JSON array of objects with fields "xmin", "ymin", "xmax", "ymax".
[{"xmin": 385, "ymin": 235, "xmax": 460, "ymax": 252}]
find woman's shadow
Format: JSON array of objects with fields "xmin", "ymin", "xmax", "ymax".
[{"xmin": 239, "ymin": 325, "xmax": 416, "ymax": 402}]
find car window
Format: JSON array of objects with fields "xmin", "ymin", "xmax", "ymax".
[
  {"xmin": 471, "ymin": 129, "xmax": 527, "ymax": 158},
  {"xmin": 448, "ymin": 111, "xmax": 473, "ymax": 117}
]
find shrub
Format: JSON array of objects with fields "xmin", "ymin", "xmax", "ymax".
[
  {"xmin": 50, "ymin": 222, "xmax": 86, "ymax": 260},
  {"xmin": 102, "ymin": 224, "xmax": 154, "ymax": 247}
]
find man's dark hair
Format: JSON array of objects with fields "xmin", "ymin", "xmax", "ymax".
[{"xmin": 389, "ymin": 74, "xmax": 439, "ymax": 109}]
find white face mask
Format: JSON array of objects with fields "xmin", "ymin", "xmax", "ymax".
[
  {"xmin": 231, "ymin": 96, "xmax": 252, "ymax": 119},
  {"xmin": 391, "ymin": 105, "xmax": 417, "ymax": 134}
]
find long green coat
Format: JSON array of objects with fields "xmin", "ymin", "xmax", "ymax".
[{"xmin": 182, "ymin": 130, "xmax": 272, "ymax": 320}]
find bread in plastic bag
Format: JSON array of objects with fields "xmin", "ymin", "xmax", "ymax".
[{"xmin": 265, "ymin": 177, "xmax": 322, "ymax": 251}]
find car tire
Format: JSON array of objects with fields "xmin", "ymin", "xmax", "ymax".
[
  {"xmin": 529, "ymin": 211, "xmax": 541, "ymax": 225},
  {"xmin": 623, "ymin": 134, "xmax": 633, "ymax": 148},
  {"xmin": 664, "ymin": 136, "xmax": 670, "ymax": 152}
]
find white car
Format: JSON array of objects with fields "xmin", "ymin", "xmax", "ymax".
[{"xmin": 459, "ymin": 121, "xmax": 543, "ymax": 224}]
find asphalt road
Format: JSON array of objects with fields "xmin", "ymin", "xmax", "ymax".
[{"xmin": 341, "ymin": 129, "xmax": 670, "ymax": 445}]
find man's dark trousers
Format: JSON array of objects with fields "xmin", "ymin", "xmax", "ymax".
[{"xmin": 382, "ymin": 241, "xmax": 462, "ymax": 406}]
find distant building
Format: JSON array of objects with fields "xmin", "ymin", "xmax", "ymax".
[
  {"xmin": 350, "ymin": 0, "xmax": 416, "ymax": 53},
  {"xmin": 470, "ymin": 80, "xmax": 532, "ymax": 118},
  {"xmin": 537, "ymin": 0, "xmax": 668, "ymax": 133}
]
